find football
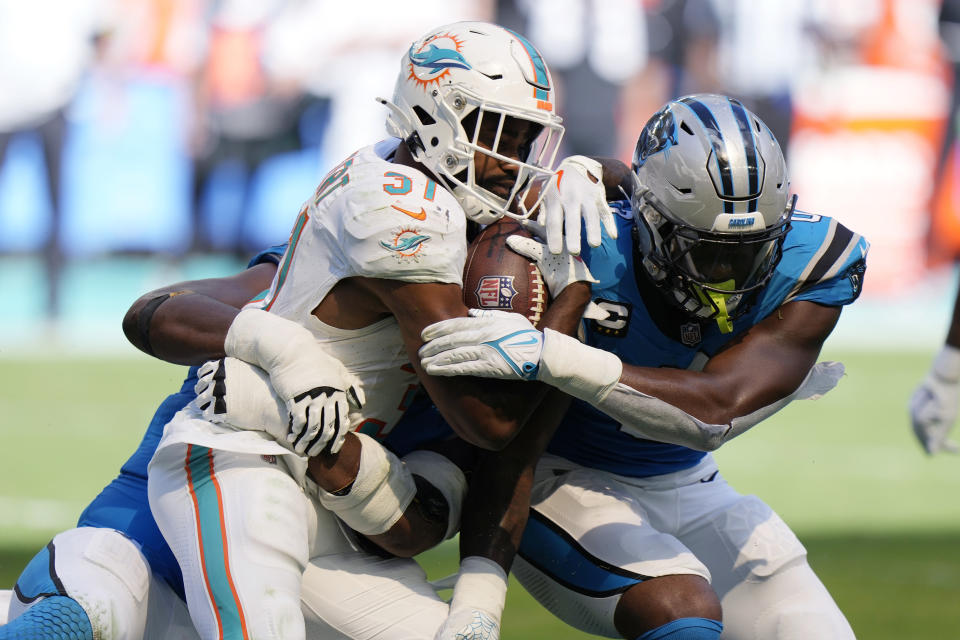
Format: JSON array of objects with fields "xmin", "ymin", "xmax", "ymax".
[{"xmin": 462, "ymin": 219, "xmax": 548, "ymax": 327}]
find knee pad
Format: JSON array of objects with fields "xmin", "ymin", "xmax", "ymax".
[
  {"xmin": 317, "ymin": 433, "xmax": 416, "ymax": 535},
  {"xmin": 401, "ymin": 449, "xmax": 467, "ymax": 540},
  {"xmin": 637, "ymin": 617, "xmax": 723, "ymax": 640},
  {"xmin": 0, "ymin": 596, "xmax": 93, "ymax": 640},
  {"xmin": 11, "ymin": 543, "xmax": 61, "ymax": 609},
  {"xmin": 10, "ymin": 528, "xmax": 152, "ymax": 640}
]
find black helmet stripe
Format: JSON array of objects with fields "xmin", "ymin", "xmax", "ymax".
[
  {"xmin": 679, "ymin": 96, "xmax": 734, "ymax": 213},
  {"xmin": 729, "ymin": 98, "xmax": 760, "ymax": 213}
]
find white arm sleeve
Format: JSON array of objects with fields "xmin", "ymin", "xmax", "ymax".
[
  {"xmin": 600, "ymin": 361, "xmax": 846, "ymax": 451},
  {"xmin": 536, "ymin": 329, "xmax": 845, "ymax": 451}
]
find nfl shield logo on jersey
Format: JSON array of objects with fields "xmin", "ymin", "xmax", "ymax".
[{"xmin": 475, "ymin": 276, "xmax": 517, "ymax": 309}]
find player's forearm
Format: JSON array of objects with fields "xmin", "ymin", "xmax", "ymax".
[
  {"xmin": 582, "ymin": 357, "xmax": 797, "ymax": 428},
  {"xmin": 592, "ymin": 157, "xmax": 633, "ymax": 201},
  {"xmin": 423, "ymin": 284, "xmax": 587, "ymax": 450},
  {"xmin": 459, "ymin": 388, "xmax": 571, "ymax": 572},
  {"xmin": 945, "ymin": 281, "xmax": 960, "ymax": 349},
  {"xmin": 455, "ymin": 289, "xmax": 585, "ymax": 569},
  {"xmin": 616, "ymin": 365, "xmax": 737, "ymax": 422},
  {"xmin": 123, "ymin": 291, "xmax": 239, "ymax": 365},
  {"xmin": 604, "ymin": 361, "xmax": 845, "ymax": 451},
  {"xmin": 455, "ymin": 292, "xmax": 585, "ymax": 567},
  {"xmin": 540, "ymin": 281, "xmax": 590, "ymax": 335},
  {"xmin": 429, "ymin": 378, "xmax": 548, "ymax": 450},
  {"xmin": 123, "ymin": 263, "xmax": 278, "ymax": 365},
  {"xmin": 458, "ymin": 452, "xmax": 530, "ymax": 570}
]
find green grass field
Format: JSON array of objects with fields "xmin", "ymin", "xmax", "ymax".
[{"xmin": 1, "ymin": 349, "xmax": 959, "ymax": 638}]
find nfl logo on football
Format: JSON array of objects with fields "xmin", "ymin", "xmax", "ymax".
[{"xmin": 475, "ymin": 275, "xmax": 517, "ymax": 309}]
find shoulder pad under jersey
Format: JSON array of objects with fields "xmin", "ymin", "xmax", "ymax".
[
  {"xmin": 319, "ymin": 150, "xmax": 468, "ymax": 285},
  {"xmin": 778, "ymin": 212, "xmax": 869, "ymax": 306}
]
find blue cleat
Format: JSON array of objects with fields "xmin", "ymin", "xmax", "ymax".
[{"xmin": 0, "ymin": 596, "xmax": 93, "ymax": 640}]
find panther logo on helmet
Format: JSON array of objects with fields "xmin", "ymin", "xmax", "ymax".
[{"xmin": 634, "ymin": 109, "xmax": 678, "ymax": 167}]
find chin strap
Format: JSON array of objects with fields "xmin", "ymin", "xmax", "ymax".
[{"xmin": 695, "ymin": 279, "xmax": 736, "ymax": 334}]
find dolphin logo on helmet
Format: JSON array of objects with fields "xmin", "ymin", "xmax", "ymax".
[
  {"xmin": 409, "ymin": 43, "xmax": 472, "ymax": 79},
  {"xmin": 379, "ymin": 21, "xmax": 564, "ymax": 226}
]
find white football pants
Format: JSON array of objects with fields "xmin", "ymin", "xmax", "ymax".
[
  {"xmin": 148, "ymin": 442, "xmax": 450, "ymax": 640},
  {"xmin": 512, "ymin": 454, "xmax": 855, "ymax": 640}
]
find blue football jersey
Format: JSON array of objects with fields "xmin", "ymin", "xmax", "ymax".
[{"xmin": 546, "ymin": 202, "xmax": 868, "ymax": 477}]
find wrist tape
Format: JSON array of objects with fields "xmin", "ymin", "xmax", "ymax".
[
  {"xmin": 449, "ymin": 556, "xmax": 509, "ymax": 620},
  {"xmin": 225, "ymin": 308, "xmax": 314, "ymax": 373},
  {"xmin": 317, "ymin": 433, "xmax": 415, "ymax": 535},
  {"xmin": 537, "ymin": 329, "xmax": 622, "ymax": 404}
]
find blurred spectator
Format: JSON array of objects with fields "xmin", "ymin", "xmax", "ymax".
[
  {"xmin": 496, "ymin": 0, "xmax": 647, "ymax": 159},
  {"xmin": 616, "ymin": 0, "xmax": 721, "ymax": 162},
  {"xmin": 190, "ymin": 0, "xmax": 492, "ymax": 255},
  {"xmin": 0, "ymin": 0, "xmax": 112, "ymax": 317},
  {"xmin": 263, "ymin": 0, "xmax": 492, "ymax": 172},
  {"xmin": 709, "ymin": 0, "xmax": 818, "ymax": 157},
  {"xmin": 189, "ymin": 0, "xmax": 309, "ymax": 254},
  {"xmin": 644, "ymin": 0, "xmax": 721, "ymax": 96},
  {"xmin": 789, "ymin": 0, "xmax": 947, "ymax": 296},
  {"xmin": 928, "ymin": 0, "xmax": 960, "ymax": 259},
  {"xmin": 103, "ymin": 0, "xmax": 207, "ymax": 77},
  {"xmin": 906, "ymin": 0, "xmax": 960, "ymax": 458},
  {"xmin": 936, "ymin": 0, "xmax": 960, "ymax": 175}
]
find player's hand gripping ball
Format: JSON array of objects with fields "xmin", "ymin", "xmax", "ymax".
[{"xmin": 462, "ymin": 219, "xmax": 548, "ymax": 327}]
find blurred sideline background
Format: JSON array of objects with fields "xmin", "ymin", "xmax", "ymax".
[
  {"xmin": 0, "ymin": 0, "xmax": 957, "ymax": 353},
  {"xmin": 1, "ymin": 0, "xmax": 960, "ymax": 638}
]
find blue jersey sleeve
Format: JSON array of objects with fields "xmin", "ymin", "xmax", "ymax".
[
  {"xmin": 247, "ymin": 243, "xmax": 288, "ymax": 269},
  {"xmin": 781, "ymin": 213, "xmax": 868, "ymax": 308}
]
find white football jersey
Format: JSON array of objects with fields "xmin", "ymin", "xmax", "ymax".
[
  {"xmin": 156, "ymin": 142, "xmax": 470, "ymax": 465},
  {"xmin": 254, "ymin": 141, "xmax": 469, "ymax": 439}
]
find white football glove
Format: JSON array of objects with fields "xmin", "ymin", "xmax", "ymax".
[
  {"xmin": 223, "ymin": 308, "xmax": 367, "ymax": 455},
  {"xmin": 420, "ymin": 309, "xmax": 544, "ymax": 381},
  {"xmin": 909, "ymin": 345, "xmax": 960, "ymax": 455},
  {"xmin": 433, "ymin": 557, "xmax": 506, "ymax": 640},
  {"xmin": 195, "ymin": 357, "xmax": 286, "ymax": 437},
  {"xmin": 525, "ymin": 155, "xmax": 617, "ymax": 256},
  {"xmin": 195, "ymin": 356, "xmax": 363, "ymax": 456},
  {"xmin": 434, "ymin": 609, "xmax": 498, "ymax": 640},
  {"xmin": 506, "ymin": 234, "xmax": 598, "ymax": 298},
  {"xmin": 420, "ymin": 310, "xmax": 622, "ymax": 405},
  {"xmin": 285, "ymin": 382, "xmax": 364, "ymax": 456}
]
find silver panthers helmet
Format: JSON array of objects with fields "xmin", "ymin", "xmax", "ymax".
[{"xmin": 631, "ymin": 94, "xmax": 795, "ymax": 329}]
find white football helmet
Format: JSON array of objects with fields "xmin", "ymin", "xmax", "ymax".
[
  {"xmin": 381, "ymin": 21, "xmax": 564, "ymax": 225},
  {"xmin": 631, "ymin": 94, "xmax": 795, "ymax": 327}
]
